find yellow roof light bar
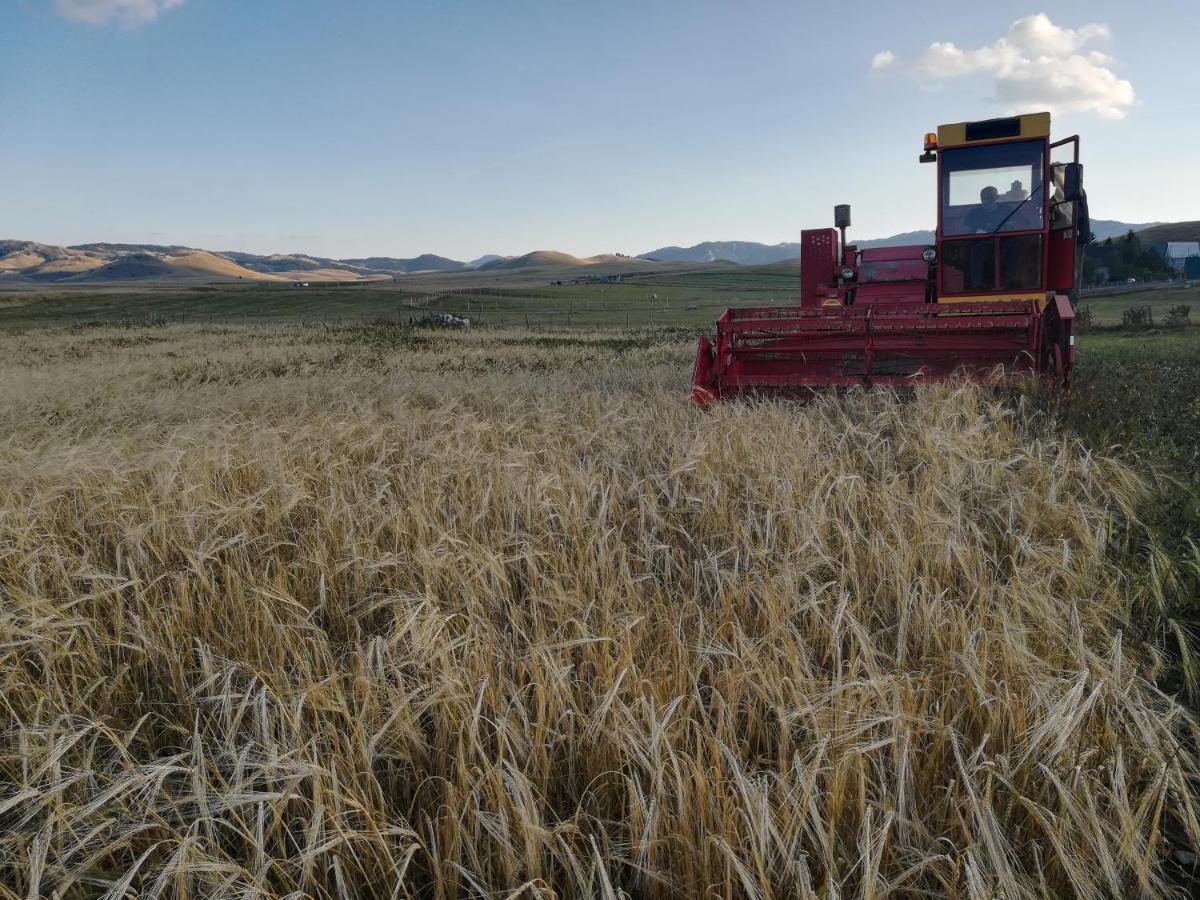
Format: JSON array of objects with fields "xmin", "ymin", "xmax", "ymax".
[{"xmin": 936, "ymin": 112, "xmax": 1050, "ymax": 148}]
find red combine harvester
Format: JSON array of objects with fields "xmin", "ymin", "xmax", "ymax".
[{"xmin": 692, "ymin": 112, "xmax": 1088, "ymax": 402}]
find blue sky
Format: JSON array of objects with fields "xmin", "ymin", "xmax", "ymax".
[{"xmin": 2, "ymin": 0, "xmax": 1195, "ymax": 259}]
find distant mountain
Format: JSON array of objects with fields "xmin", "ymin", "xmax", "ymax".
[
  {"xmin": 639, "ymin": 219, "xmax": 1170, "ymax": 263},
  {"xmin": 3, "ymin": 243, "xmax": 477, "ymax": 282},
  {"xmin": 219, "ymin": 251, "xmax": 338, "ymax": 274},
  {"xmin": 0, "ymin": 241, "xmax": 278, "ymax": 283},
  {"xmin": 468, "ymin": 254, "xmax": 505, "ymax": 268},
  {"xmin": 852, "ymin": 221, "xmax": 1161, "ymax": 248},
  {"xmin": 477, "ymin": 251, "xmax": 657, "ymax": 271},
  {"xmin": 221, "ymin": 251, "xmax": 468, "ymax": 276},
  {"xmin": 1093, "ymin": 219, "xmax": 1159, "ymax": 241},
  {"xmin": 640, "ymin": 241, "xmax": 800, "ymax": 265},
  {"xmin": 0, "ymin": 240, "xmax": 107, "ymax": 279},
  {"xmin": 851, "ymin": 221, "xmax": 1165, "ymax": 245},
  {"xmin": 641, "ymin": 236, "xmax": 945, "ymax": 263},
  {"xmin": 854, "ymin": 230, "xmax": 935, "ymax": 250},
  {"xmin": 340, "ymin": 254, "xmax": 468, "ymax": 273},
  {"xmin": 75, "ymin": 250, "xmax": 278, "ymax": 283},
  {"xmin": 71, "ymin": 242, "xmax": 191, "ymax": 255},
  {"xmin": 1133, "ymin": 221, "xmax": 1200, "ymax": 243},
  {"xmin": 69, "ymin": 252, "xmax": 179, "ymax": 281},
  {"xmin": 479, "ymin": 251, "xmax": 587, "ymax": 270}
]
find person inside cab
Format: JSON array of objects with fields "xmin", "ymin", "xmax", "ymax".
[{"xmin": 964, "ymin": 186, "xmax": 1004, "ymax": 234}]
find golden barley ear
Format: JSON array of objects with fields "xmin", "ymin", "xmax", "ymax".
[{"xmin": 0, "ymin": 323, "xmax": 1195, "ymax": 898}]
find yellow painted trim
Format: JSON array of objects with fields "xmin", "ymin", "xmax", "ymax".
[
  {"xmin": 939, "ymin": 292, "xmax": 1049, "ymax": 309},
  {"xmin": 936, "ymin": 112, "xmax": 1050, "ymax": 148},
  {"xmin": 937, "ymin": 122, "xmax": 966, "ymax": 146},
  {"xmin": 1020, "ymin": 111, "xmax": 1051, "ymax": 138}
]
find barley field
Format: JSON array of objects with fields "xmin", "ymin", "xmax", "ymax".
[{"xmin": 1, "ymin": 323, "xmax": 1197, "ymax": 898}]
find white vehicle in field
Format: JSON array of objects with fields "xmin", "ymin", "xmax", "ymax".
[{"xmin": 430, "ymin": 313, "xmax": 471, "ymax": 328}]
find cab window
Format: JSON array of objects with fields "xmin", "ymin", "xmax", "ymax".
[
  {"xmin": 942, "ymin": 140, "xmax": 1045, "ymax": 237},
  {"xmin": 940, "ymin": 234, "xmax": 1043, "ymax": 294}
]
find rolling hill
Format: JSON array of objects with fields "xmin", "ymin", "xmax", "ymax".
[
  {"xmin": 0, "ymin": 241, "xmax": 109, "ymax": 277},
  {"xmin": 1133, "ymin": 221, "xmax": 1200, "ymax": 243},
  {"xmin": 0, "ymin": 242, "xmax": 281, "ymax": 284},
  {"xmin": 1, "ymin": 216, "xmax": 1190, "ymax": 286},
  {"xmin": 340, "ymin": 254, "xmax": 469, "ymax": 273},
  {"xmin": 168, "ymin": 250, "xmax": 284, "ymax": 281},
  {"xmin": 68, "ymin": 253, "xmax": 189, "ymax": 282},
  {"xmin": 219, "ymin": 252, "xmax": 335, "ymax": 274},
  {"xmin": 477, "ymin": 251, "xmax": 659, "ymax": 272},
  {"xmin": 65, "ymin": 250, "xmax": 279, "ymax": 283},
  {"xmin": 640, "ymin": 241, "xmax": 801, "ymax": 265},
  {"xmin": 479, "ymin": 251, "xmax": 589, "ymax": 270},
  {"xmin": 0, "ymin": 243, "xmax": 473, "ymax": 284}
]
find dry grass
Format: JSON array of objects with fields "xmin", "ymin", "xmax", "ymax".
[{"xmin": 0, "ymin": 323, "xmax": 1197, "ymax": 898}]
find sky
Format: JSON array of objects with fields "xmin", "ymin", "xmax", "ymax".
[{"xmin": 2, "ymin": 0, "xmax": 1196, "ymax": 260}]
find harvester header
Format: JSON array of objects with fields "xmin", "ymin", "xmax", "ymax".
[{"xmin": 692, "ymin": 112, "xmax": 1087, "ymax": 402}]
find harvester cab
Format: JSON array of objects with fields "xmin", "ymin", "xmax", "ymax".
[{"xmin": 691, "ymin": 111, "xmax": 1087, "ymax": 403}]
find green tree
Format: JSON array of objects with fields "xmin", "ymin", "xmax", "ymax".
[{"xmin": 1084, "ymin": 231, "xmax": 1171, "ymax": 283}]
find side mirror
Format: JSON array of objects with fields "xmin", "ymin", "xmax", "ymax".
[{"xmin": 1062, "ymin": 163, "xmax": 1083, "ymax": 202}]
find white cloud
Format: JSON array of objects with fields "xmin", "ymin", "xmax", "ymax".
[
  {"xmin": 871, "ymin": 50, "xmax": 895, "ymax": 71},
  {"xmin": 54, "ymin": 0, "xmax": 184, "ymax": 27},
  {"xmin": 873, "ymin": 13, "xmax": 1135, "ymax": 120},
  {"xmin": 1006, "ymin": 13, "xmax": 1108, "ymax": 55}
]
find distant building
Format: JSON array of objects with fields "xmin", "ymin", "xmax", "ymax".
[
  {"xmin": 1163, "ymin": 242, "xmax": 1200, "ymax": 274},
  {"xmin": 1000, "ymin": 179, "xmax": 1028, "ymax": 202}
]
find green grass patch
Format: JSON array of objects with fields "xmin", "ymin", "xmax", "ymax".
[{"xmin": 1079, "ymin": 284, "xmax": 1200, "ymax": 327}]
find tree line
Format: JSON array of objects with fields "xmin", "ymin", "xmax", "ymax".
[{"xmin": 1083, "ymin": 230, "xmax": 1174, "ymax": 285}]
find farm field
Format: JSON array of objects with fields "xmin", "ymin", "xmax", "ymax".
[
  {"xmin": 0, "ymin": 265, "xmax": 804, "ymax": 331},
  {"xmin": 1, "ymin": 271, "xmax": 1196, "ymax": 331},
  {"xmin": 1, "ymin": 315, "xmax": 1198, "ymax": 897},
  {"xmin": 1078, "ymin": 282, "xmax": 1200, "ymax": 326}
]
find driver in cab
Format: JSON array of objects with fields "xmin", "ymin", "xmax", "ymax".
[{"xmin": 964, "ymin": 186, "xmax": 1004, "ymax": 234}]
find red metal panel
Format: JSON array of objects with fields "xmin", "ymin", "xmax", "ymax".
[
  {"xmin": 853, "ymin": 283, "xmax": 927, "ymax": 304},
  {"xmin": 691, "ymin": 335, "xmax": 717, "ymax": 404},
  {"xmin": 1049, "ymin": 293, "xmax": 1076, "ymax": 390},
  {"xmin": 800, "ymin": 229, "xmax": 839, "ymax": 308},
  {"xmin": 860, "ymin": 246, "xmax": 926, "ymax": 262},
  {"xmin": 1047, "ymin": 226, "xmax": 1076, "ymax": 292},
  {"xmin": 857, "ymin": 259, "xmax": 929, "ymax": 283}
]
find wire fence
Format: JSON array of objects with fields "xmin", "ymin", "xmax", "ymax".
[
  {"xmin": 39, "ymin": 280, "xmax": 1191, "ymax": 332},
  {"xmin": 60, "ymin": 293, "xmax": 794, "ymax": 330},
  {"xmin": 1079, "ymin": 280, "xmax": 1192, "ymax": 298}
]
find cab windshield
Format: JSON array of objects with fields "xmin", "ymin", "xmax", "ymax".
[{"xmin": 941, "ymin": 140, "xmax": 1045, "ymax": 237}]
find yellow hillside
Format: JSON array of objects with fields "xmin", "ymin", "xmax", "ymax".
[{"xmin": 166, "ymin": 251, "xmax": 283, "ymax": 281}]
